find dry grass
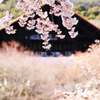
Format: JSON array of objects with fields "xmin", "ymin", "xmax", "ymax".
[
  {"xmin": 0, "ymin": 40, "xmax": 100, "ymax": 100},
  {"xmin": 54, "ymin": 40, "xmax": 100, "ymax": 100},
  {"xmin": 0, "ymin": 41, "xmax": 67, "ymax": 100},
  {"xmin": 89, "ymin": 19, "xmax": 100, "ymax": 28}
]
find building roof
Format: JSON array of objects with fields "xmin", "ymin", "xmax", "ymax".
[
  {"xmin": 0, "ymin": 12, "xmax": 100, "ymax": 31},
  {"xmin": 75, "ymin": 13, "xmax": 100, "ymax": 30},
  {"xmin": 0, "ymin": 15, "xmax": 22, "ymax": 30}
]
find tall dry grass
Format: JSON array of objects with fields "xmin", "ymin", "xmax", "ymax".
[
  {"xmin": 0, "ymin": 41, "xmax": 67, "ymax": 100},
  {"xmin": 54, "ymin": 40, "xmax": 100, "ymax": 100},
  {"xmin": 0, "ymin": 40, "xmax": 100, "ymax": 100}
]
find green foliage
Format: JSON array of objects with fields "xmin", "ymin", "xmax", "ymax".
[
  {"xmin": 0, "ymin": 0, "xmax": 24, "ymax": 19},
  {"xmin": 0, "ymin": 0, "xmax": 100, "ymax": 20},
  {"xmin": 80, "ymin": 11, "xmax": 87, "ymax": 17},
  {"xmin": 87, "ymin": 6, "xmax": 100, "ymax": 16},
  {"xmin": 73, "ymin": 4, "xmax": 100, "ymax": 20},
  {"xmin": 87, "ymin": 14, "xmax": 96, "ymax": 19},
  {"xmin": 72, "ymin": 0, "xmax": 100, "ymax": 20},
  {"xmin": 72, "ymin": 0, "xmax": 100, "ymax": 8},
  {"xmin": 73, "ymin": 4, "xmax": 86, "ymax": 11}
]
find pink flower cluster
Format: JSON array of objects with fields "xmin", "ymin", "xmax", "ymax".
[
  {"xmin": 68, "ymin": 27, "xmax": 78, "ymax": 38},
  {"xmin": 2, "ymin": 11, "xmax": 16, "ymax": 34},
  {"xmin": 18, "ymin": 15, "xmax": 28, "ymax": 27},
  {"xmin": 0, "ymin": 0, "xmax": 3, "ymax": 3},
  {"xmin": 36, "ymin": 18, "xmax": 60, "ymax": 49},
  {"xmin": 1, "ymin": 0, "xmax": 78, "ymax": 50}
]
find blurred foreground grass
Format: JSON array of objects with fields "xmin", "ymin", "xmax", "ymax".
[{"xmin": 0, "ymin": 41, "xmax": 100, "ymax": 100}]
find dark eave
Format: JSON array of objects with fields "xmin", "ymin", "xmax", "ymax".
[{"xmin": 75, "ymin": 13, "xmax": 100, "ymax": 30}]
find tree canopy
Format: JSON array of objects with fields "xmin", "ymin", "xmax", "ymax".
[{"xmin": 0, "ymin": 0, "xmax": 100, "ymax": 19}]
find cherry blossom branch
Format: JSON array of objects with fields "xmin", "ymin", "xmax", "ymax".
[{"xmin": 0, "ymin": 0, "xmax": 79, "ymax": 50}]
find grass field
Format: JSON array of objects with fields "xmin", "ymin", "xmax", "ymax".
[{"xmin": 0, "ymin": 41, "xmax": 100, "ymax": 100}]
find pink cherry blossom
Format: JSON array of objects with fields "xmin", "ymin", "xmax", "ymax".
[
  {"xmin": 1, "ymin": 0, "xmax": 78, "ymax": 49},
  {"xmin": 42, "ymin": 43, "xmax": 51, "ymax": 50},
  {"xmin": 0, "ymin": 0, "xmax": 3, "ymax": 3},
  {"xmin": 56, "ymin": 34, "xmax": 65, "ymax": 39},
  {"xmin": 2, "ymin": 11, "xmax": 16, "ymax": 34},
  {"xmin": 68, "ymin": 27, "xmax": 78, "ymax": 38}
]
